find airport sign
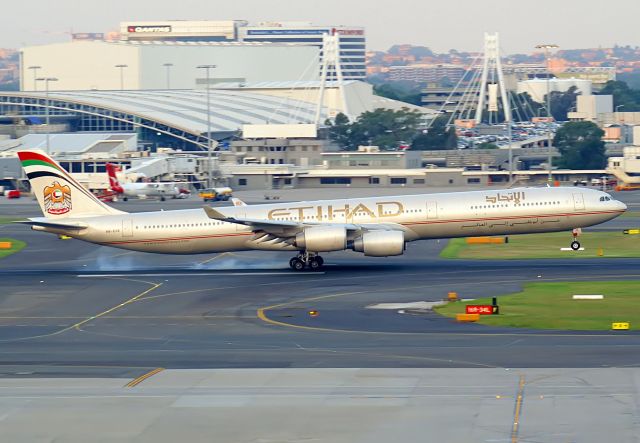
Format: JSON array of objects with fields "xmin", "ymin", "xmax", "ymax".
[{"xmin": 465, "ymin": 305, "xmax": 497, "ymax": 315}]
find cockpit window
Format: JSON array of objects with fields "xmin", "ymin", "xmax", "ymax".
[{"xmin": 600, "ymin": 196, "xmax": 612, "ymax": 201}]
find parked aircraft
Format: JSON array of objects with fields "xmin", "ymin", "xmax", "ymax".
[
  {"xmin": 18, "ymin": 150, "xmax": 626, "ymax": 271},
  {"xmin": 103, "ymin": 163, "xmax": 187, "ymax": 201}
]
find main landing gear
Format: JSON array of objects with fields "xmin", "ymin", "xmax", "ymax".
[
  {"xmin": 570, "ymin": 228, "xmax": 581, "ymax": 251},
  {"xmin": 289, "ymin": 252, "xmax": 324, "ymax": 271}
]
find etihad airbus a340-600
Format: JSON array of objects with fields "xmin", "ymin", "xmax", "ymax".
[{"xmin": 17, "ymin": 150, "xmax": 626, "ymax": 271}]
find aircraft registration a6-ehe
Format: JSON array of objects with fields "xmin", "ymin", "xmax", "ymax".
[{"xmin": 18, "ymin": 150, "xmax": 626, "ymax": 271}]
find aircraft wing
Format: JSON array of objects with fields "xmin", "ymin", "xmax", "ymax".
[
  {"xmin": 15, "ymin": 218, "xmax": 89, "ymax": 231},
  {"xmin": 203, "ymin": 206, "xmax": 406, "ymax": 236}
]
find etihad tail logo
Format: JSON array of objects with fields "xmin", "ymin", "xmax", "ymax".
[{"xmin": 44, "ymin": 181, "xmax": 72, "ymax": 215}]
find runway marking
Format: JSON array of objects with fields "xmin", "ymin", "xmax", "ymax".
[
  {"xmin": 68, "ymin": 278, "xmax": 163, "ymax": 333},
  {"xmin": 197, "ymin": 252, "xmax": 231, "ymax": 265},
  {"xmin": 0, "ymin": 278, "xmax": 162, "ymax": 343},
  {"xmin": 77, "ymin": 272, "xmax": 322, "ymax": 278},
  {"xmin": 511, "ymin": 375, "xmax": 526, "ymax": 443},
  {"xmin": 125, "ymin": 367, "xmax": 164, "ymax": 388},
  {"xmin": 134, "ymin": 267, "xmax": 510, "ymax": 303}
]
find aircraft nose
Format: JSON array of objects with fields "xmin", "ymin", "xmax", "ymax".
[{"xmin": 617, "ymin": 200, "xmax": 627, "ymax": 212}]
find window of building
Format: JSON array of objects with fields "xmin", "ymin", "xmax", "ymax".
[
  {"xmin": 278, "ymin": 159, "xmax": 284, "ymax": 164},
  {"xmin": 413, "ymin": 179, "xmax": 425, "ymax": 184},
  {"xmin": 320, "ymin": 177, "xmax": 352, "ymax": 185},
  {"xmin": 246, "ymin": 146, "xmax": 253, "ymax": 152},
  {"xmin": 301, "ymin": 146, "xmax": 308, "ymax": 152},
  {"xmin": 467, "ymin": 178, "xmax": 481, "ymax": 184},
  {"xmin": 390, "ymin": 177, "xmax": 407, "ymax": 185},
  {"xmin": 284, "ymin": 178, "xmax": 292, "ymax": 185},
  {"xmin": 369, "ymin": 177, "xmax": 380, "ymax": 185},
  {"xmin": 238, "ymin": 179, "xmax": 247, "ymax": 186},
  {"xmin": 449, "ymin": 179, "xmax": 454, "ymax": 184}
]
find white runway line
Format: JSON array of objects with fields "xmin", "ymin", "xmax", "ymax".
[{"xmin": 77, "ymin": 272, "xmax": 325, "ymax": 278}]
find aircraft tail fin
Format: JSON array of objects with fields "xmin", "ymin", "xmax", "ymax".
[
  {"xmin": 231, "ymin": 197, "xmax": 247, "ymax": 207},
  {"xmin": 106, "ymin": 163, "xmax": 124, "ymax": 193},
  {"xmin": 17, "ymin": 150, "xmax": 125, "ymax": 219}
]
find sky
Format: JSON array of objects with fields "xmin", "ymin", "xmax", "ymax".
[{"xmin": 1, "ymin": 0, "xmax": 639, "ymax": 54}]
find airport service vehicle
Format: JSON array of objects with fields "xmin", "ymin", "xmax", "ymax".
[
  {"xmin": 615, "ymin": 184, "xmax": 640, "ymax": 192},
  {"xmin": 17, "ymin": 150, "xmax": 627, "ymax": 271},
  {"xmin": 104, "ymin": 163, "xmax": 184, "ymax": 201},
  {"xmin": 199, "ymin": 187, "xmax": 233, "ymax": 202}
]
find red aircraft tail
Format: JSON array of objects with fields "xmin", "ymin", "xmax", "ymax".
[{"xmin": 106, "ymin": 163, "xmax": 124, "ymax": 194}]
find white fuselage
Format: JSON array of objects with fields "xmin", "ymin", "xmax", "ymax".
[
  {"xmin": 123, "ymin": 183, "xmax": 180, "ymax": 199},
  {"xmin": 38, "ymin": 187, "xmax": 625, "ymax": 255}
]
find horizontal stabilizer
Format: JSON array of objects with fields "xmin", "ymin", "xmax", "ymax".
[{"xmin": 15, "ymin": 219, "xmax": 88, "ymax": 231}]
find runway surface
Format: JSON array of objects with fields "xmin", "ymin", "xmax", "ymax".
[{"xmin": 2, "ymin": 196, "xmax": 640, "ymax": 377}]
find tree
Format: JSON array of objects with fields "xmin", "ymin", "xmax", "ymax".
[
  {"xmin": 548, "ymin": 86, "xmax": 580, "ymax": 121},
  {"xmin": 553, "ymin": 121, "xmax": 606, "ymax": 169},
  {"xmin": 373, "ymin": 82, "xmax": 423, "ymax": 106},
  {"xmin": 411, "ymin": 115, "xmax": 457, "ymax": 150},
  {"xmin": 598, "ymin": 80, "xmax": 640, "ymax": 111},
  {"xmin": 325, "ymin": 113, "xmax": 353, "ymax": 149},
  {"xmin": 326, "ymin": 108, "xmax": 424, "ymax": 151}
]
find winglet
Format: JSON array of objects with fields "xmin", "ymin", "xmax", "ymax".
[{"xmin": 203, "ymin": 205, "xmax": 227, "ymax": 220}]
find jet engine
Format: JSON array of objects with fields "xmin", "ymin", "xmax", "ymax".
[
  {"xmin": 352, "ymin": 230, "xmax": 405, "ymax": 257},
  {"xmin": 295, "ymin": 226, "xmax": 347, "ymax": 252}
]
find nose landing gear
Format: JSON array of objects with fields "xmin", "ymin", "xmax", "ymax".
[
  {"xmin": 570, "ymin": 228, "xmax": 582, "ymax": 251},
  {"xmin": 289, "ymin": 252, "xmax": 324, "ymax": 271}
]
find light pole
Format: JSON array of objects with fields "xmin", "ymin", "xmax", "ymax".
[
  {"xmin": 536, "ymin": 43, "xmax": 559, "ymax": 183},
  {"xmin": 27, "ymin": 66, "xmax": 41, "ymax": 91},
  {"xmin": 196, "ymin": 64, "xmax": 216, "ymax": 188},
  {"xmin": 114, "ymin": 64, "xmax": 128, "ymax": 90},
  {"xmin": 35, "ymin": 77, "xmax": 58, "ymax": 155},
  {"xmin": 163, "ymin": 63, "xmax": 173, "ymax": 89}
]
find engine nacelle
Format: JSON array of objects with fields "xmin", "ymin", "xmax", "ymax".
[
  {"xmin": 295, "ymin": 225, "xmax": 347, "ymax": 252},
  {"xmin": 352, "ymin": 230, "xmax": 405, "ymax": 257}
]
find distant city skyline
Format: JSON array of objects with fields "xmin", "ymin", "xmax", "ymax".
[{"xmin": 1, "ymin": 0, "xmax": 639, "ymax": 53}]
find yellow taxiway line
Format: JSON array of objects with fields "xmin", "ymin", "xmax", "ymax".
[
  {"xmin": 125, "ymin": 367, "xmax": 164, "ymax": 388},
  {"xmin": 511, "ymin": 375, "xmax": 526, "ymax": 443}
]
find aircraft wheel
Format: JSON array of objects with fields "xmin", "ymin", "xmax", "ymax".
[
  {"xmin": 308, "ymin": 257, "xmax": 323, "ymax": 271},
  {"xmin": 571, "ymin": 240, "xmax": 581, "ymax": 251},
  {"xmin": 161, "ymin": 196, "xmax": 166, "ymax": 201},
  {"xmin": 123, "ymin": 197, "xmax": 128, "ymax": 201},
  {"xmin": 290, "ymin": 258, "xmax": 305, "ymax": 271}
]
